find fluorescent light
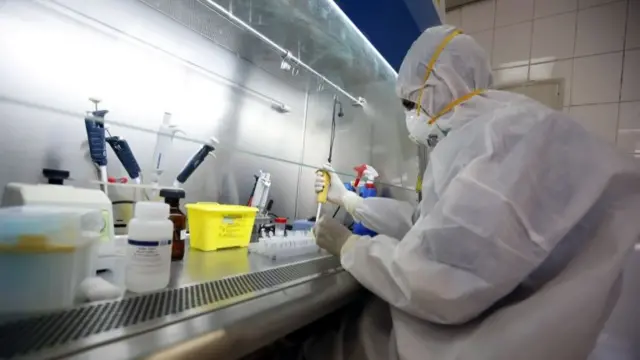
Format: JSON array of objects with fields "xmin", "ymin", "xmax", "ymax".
[{"xmin": 327, "ymin": 1, "xmax": 398, "ymax": 77}]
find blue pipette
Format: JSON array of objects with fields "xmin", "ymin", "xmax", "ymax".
[
  {"xmin": 106, "ymin": 136, "xmax": 142, "ymax": 184},
  {"xmin": 84, "ymin": 98, "xmax": 109, "ymax": 194},
  {"xmin": 173, "ymin": 137, "xmax": 218, "ymax": 188}
]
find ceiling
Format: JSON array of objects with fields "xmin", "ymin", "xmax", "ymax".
[{"xmin": 402, "ymin": 0, "xmax": 442, "ymax": 31}]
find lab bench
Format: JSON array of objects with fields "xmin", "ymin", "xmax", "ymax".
[{"xmin": 0, "ymin": 249, "xmax": 363, "ymax": 359}]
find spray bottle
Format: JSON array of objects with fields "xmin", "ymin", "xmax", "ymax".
[{"xmin": 352, "ymin": 165, "xmax": 378, "ymax": 236}]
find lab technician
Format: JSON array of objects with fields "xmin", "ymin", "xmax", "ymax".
[{"xmin": 311, "ymin": 25, "xmax": 640, "ymax": 360}]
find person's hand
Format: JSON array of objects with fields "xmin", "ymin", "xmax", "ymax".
[
  {"xmin": 313, "ymin": 215, "xmax": 354, "ymax": 256},
  {"xmin": 314, "ymin": 163, "xmax": 349, "ymax": 207}
]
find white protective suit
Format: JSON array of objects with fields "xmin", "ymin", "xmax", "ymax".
[{"xmin": 325, "ymin": 25, "xmax": 640, "ymax": 360}]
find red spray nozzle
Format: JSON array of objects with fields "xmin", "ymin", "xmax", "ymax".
[
  {"xmin": 107, "ymin": 177, "xmax": 129, "ymax": 184},
  {"xmin": 353, "ymin": 164, "xmax": 368, "ymax": 188}
]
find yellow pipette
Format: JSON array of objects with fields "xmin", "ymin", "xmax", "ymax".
[{"xmin": 315, "ymin": 170, "xmax": 331, "ymax": 222}]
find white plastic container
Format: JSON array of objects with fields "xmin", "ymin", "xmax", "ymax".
[
  {"xmin": 126, "ymin": 202, "xmax": 173, "ymax": 293},
  {"xmin": 0, "ymin": 206, "xmax": 101, "ymax": 313},
  {"xmin": 2, "ymin": 182, "xmax": 115, "ymax": 257}
]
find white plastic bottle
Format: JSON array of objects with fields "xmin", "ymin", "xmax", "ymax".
[{"xmin": 126, "ymin": 202, "xmax": 173, "ymax": 293}]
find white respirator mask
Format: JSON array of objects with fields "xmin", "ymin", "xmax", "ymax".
[{"xmin": 405, "ymin": 108, "xmax": 448, "ymax": 148}]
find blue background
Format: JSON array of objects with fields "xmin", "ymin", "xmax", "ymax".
[{"xmin": 335, "ymin": 0, "xmax": 441, "ymax": 70}]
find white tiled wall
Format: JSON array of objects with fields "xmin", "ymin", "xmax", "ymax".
[{"xmin": 447, "ymin": 0, "xmax": 639, "ymax": 152}]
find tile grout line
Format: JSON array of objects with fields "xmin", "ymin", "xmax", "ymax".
[
  {"xmin": 527, "ymin": 0, "xmax": 536, "ymax": 82},
  {"xmin": 454, "ymin": 0, "xmax": 636, "ymax": 122},
  {"xmin": 487, "ymin": 0, "xmax": 627, "ymax": 29},
  {"xmin": 450, "ymin": 0, "xmax": 629, "ymax": 31},
  {"xmin": 491, "ymin": 49, "xmax": 626, "ymax": 72},
  {"xmin": 566, "ymin": 99, "xmax": 638, "ymax": 108},
  {"xmin": 491, "ymin": 0, "xmax": 497, "ymax": 69},
  {"xmin": 570, "ymin": 2, "xmax": 581, "ymax": 108},
  {"xmin": 615, "ymin": 0, "xmax": 631, "ymax": 144},
  {"xmin": 566, "ymin": 10, "xmax": 578, "ymax": 107}
]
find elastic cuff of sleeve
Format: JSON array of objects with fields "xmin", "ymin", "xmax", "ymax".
[
  {"xmin": 340, "ymin": 235, "xmax": 361, "ymax": 257},
  {"xmin": 342, "ymin": 192, "xmax": 363, "ymax": 215}
]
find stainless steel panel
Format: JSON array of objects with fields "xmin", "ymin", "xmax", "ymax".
[
  {"xmin": 0, "ymin": 252, "xmax": 347, "ymax": 359},
  {"xmin": 0, "ymin": 0, "xmax": 415, "ymax": 220},
  {"xmin": 0, "ymin": 0, "xmax": 308, "ymax": 217},
  {"xmin": 350, "ymin": 80, "xmax": 417, "ymax": 190},
  {"xmin": 301, "ymin": 92, "xmax": 372, "ymax": 172}
]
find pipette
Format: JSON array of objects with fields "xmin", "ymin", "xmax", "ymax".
[
  {"xmin": 151, "ymin": 113, "xmax": 183, "ymax": 191},
  {"xmin": 106, "ymin": 136, "xmax": 142, "ymax": 184},
  {"xmin": 84, "ymin": 98, "xmax": 109, "ymax": 195},
  {"xmin": 173, "ymin": 137, "xmax": 219, "ymax": 188},
  {"xmin": 315, "ymin": 170, "xmax": 331, "ymax": 221},
  {"xmin": 249, "ymin": 171, "xmax": 271, "ymax": 214},
  {"xmin": 315, "ymin": 96, "xmax": 343, "ymax": 223}
]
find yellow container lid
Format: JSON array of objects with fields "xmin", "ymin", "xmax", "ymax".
[{"xmin": 186, "ymin": 203, "xmax": 259, "ymax": 213}]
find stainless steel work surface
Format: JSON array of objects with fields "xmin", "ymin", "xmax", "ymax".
[
  {"xmin": 167, "ymin": 248, "xmax": 325, "ymax": 288},
  {"xmin": 0, "ymin": 250, "xmax": 362, "ymax": 360}
]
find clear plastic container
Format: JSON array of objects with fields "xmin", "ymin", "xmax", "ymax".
[
  {"xmin": 248, "ymin": 230, "xmax": 319, "ymax": 260},
  {"xmin": 274, "ymin": 217, "xmax": 287, "ymax": 237},
  {"xmin": 126, "ymin": 202, "xmax": 173, "ymax": 293},
  {"xmin": 0, "ymin": 206, "xmax": 101, "ymax": 313},
  {"xmin": 292, "ymin": 219, "xmax": 314, "ymax": 232}
]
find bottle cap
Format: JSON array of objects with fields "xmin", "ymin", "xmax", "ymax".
[
  {"xmin": 42, "ymin": 168, "xmax": 70, "ymax": 185},
  {"xmin": 159, "ymin": 188, "xmax": 186, "ymax": 199},
  {"xmin": 135, "ymin": 202, "xmax": 169, "ymax": 219},
  {"xmin": 274, "ymin": 217, "xmax": 287, "ymax": 224}
]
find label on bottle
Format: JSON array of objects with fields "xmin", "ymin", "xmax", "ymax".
[{"xmin": 127, "ymin": 239, "xmax": 172, "ymax": 274}]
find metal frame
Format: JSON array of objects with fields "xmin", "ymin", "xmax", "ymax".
[{"xmin": 200, "ymin": 0, "xmax": 366, "ymax": 106}]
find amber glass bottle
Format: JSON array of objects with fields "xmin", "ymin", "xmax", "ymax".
[{"xmin": 160, "ymin": 189, "xmax": 186, "ymax": 261}]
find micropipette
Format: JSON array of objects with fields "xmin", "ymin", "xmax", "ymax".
[
  {"xmin": 106, "ymin": 136, "xmax": 142, "ymax": 184},
  {"xmin": 249, "ymin": 171, "xmax": 271, "ymax": 214},
  {"xmin": 84, "ymin": 98, "xmax": 109, "ymax": 195},
  {"xmin": 316, "ymin": 95, "xmax": 341, "ymax": 223},
  {"xmin": 151, "ymin": 112, "xmax": 183, "ymax": 190},
  {"xmin": 173, "ymin": 137, "xmax": 219, "ymax": 188},
  {"xmin": 315, "ymin": 170, "xmax": 330, "ymax": 221}
]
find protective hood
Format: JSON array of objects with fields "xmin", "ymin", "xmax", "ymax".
[{"xmin": 396, "ymin": 25, "xmax": 493, "ymax": 119}]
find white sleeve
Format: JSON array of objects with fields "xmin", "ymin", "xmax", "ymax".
[
  {"xmin": 341, "ymin": 173, "xmax": 547, "ymax": 325},
  {"xmin": 351, "ymin": 197, "xmax": 416, "ymax": 239}
]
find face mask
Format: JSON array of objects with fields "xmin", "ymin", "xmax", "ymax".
[{"xmin": 405, "ymin": 108, "xmax": 448, "ymax": 148}]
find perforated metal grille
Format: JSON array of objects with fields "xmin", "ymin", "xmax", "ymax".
[{"xmin": 0, "ymin": 256, "xmax": 341, "ymax": 358}]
